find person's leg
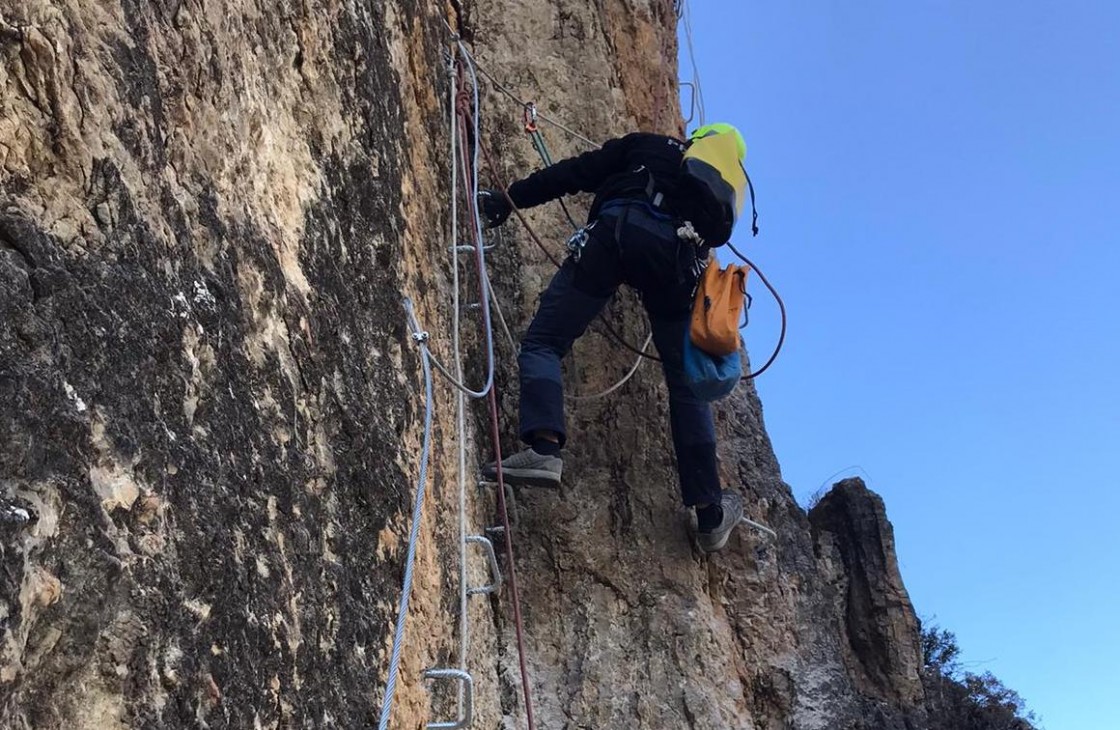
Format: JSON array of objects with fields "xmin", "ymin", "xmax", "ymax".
[
  {"xmin": 621, "ymin": 208, "xmax": 744, "ymax": 550},
  {"xmin": 648, "ymin": 314, "xmax": 722, "ymax": 508},
  {"xmin": 646, "ymin": 292, "xmax": 746, "ymax": 551},
  {"xmin": 517, "ymin": 258, "xmax": 613, "ymax": 447},
  {"xmin": 615, "ymin": 208, "xmax": 719, "ymax": 506},
  {"xmin": 484, "ymin": 223, "xmax": 621, "ymax": 486}
]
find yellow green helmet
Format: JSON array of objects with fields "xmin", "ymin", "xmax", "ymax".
[{"xmin": 688, "ymin": 122, "xmax": 746, "ymax": 162}]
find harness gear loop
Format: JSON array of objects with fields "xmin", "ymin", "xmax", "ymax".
[{"xmin": 523, "ymin": 103, "xmax": 539, "ymax": 133}]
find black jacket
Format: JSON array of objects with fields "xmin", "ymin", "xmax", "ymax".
[{"xmin": 507, "ymin": 132, "xmax": 691, "ymax": 224}]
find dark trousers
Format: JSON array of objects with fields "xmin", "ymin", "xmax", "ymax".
[{"xmin": 517, "ymin": 202, "xmax": 721, "ymax": 507}]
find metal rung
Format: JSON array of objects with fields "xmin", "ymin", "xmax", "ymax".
[
  {"xmin": 423, "ymin": 668, "xmax": 473, "ymax": 730},
  {"xmin": 465, "ymin": 535, "xmax": 502, "ymax": 595},
  {"xmin": 451, "ymin": 243, "xmax": 496, "ymax": 253}
]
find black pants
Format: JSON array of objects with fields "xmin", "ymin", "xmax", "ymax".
[{"xmin": 517, "ymin": 201, "xmax": 721, "ymax": 507}]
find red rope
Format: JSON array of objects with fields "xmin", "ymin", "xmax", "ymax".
[{"xmin": 456, "ymin": 65, "xmax": 537, "ymax": 730}]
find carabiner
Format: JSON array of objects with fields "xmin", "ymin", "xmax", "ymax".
[
  {"xmin": 523, "ymin": 102, "xmax": 539, "ymax": 133},
  {"xmin": 566, "ymin": 226, "xmax": 590, "ymax": 263}
]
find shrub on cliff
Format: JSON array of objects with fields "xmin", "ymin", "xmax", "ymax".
[{"xmin": 920, "ymin": 624, "xmax": 1040, "ymax": 730}]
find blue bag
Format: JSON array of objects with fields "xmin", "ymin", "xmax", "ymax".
[{"xmin": 682, "ymin": 329, "xmax": 742, "ymax": 401}]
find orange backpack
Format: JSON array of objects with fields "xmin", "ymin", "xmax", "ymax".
[{"xmin": 690, "ymin": 262, "xmax": 748, "ymax": 356}]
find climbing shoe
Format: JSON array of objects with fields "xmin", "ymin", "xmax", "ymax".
[
  {"xmin": 696, "ymin": 492, "xmax": 745, "ymax": 553},
  {"xmin": 482, "ymin": 447, "xmax": 562, "ymax": 488}
]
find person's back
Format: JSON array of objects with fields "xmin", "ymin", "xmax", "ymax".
[{"xmin": 490, "ymin": 132, "xmax": 704, "ymax": 229}]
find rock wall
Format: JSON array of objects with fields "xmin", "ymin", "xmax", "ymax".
[{"xmin": 1, "ymin": 1, "xmax": 934, "ymax": 728}]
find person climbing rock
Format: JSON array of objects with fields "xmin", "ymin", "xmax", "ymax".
[{"xmin": 480, "ymin": 123, "xmax": 751, "ymax": 553}]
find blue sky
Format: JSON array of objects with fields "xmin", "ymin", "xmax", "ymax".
[{"xmin": 683, "ymin": 2, "xmax": 1120, "ymax": 727}]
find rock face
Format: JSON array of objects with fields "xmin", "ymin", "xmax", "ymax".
[
  {"xmin": 808, "ymin": 479, "xmax": 925, "ymax": 712},
  {"xmin": 2, "ymin": 1, "xmax": 940, "ymax": 728}
]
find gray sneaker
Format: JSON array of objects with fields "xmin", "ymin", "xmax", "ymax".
[
  {"xmin": 482, "ymin": 447, "xmax": 563, "ymax": 488},
  {"xmin": 696, "ymin": 492, "xmax": 745, "ymax": 553}
]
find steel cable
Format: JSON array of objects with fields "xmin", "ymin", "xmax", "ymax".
[
  {"xmin": 457, "ymin": 41, "xmax": 539, "ymax": 730},
  {"xmin": 377, "ymin": 299, "xmax": 436, "ymax": 730}
]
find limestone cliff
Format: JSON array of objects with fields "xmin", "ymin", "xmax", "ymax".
[{"xmin": 2, "ymin": 1, "xmax": 943, "ymax": 728}]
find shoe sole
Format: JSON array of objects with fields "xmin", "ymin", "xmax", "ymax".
[
  {"xmin": 697, "ymin": 531, "xmax": 733, "ymax": 554},
  {"xmin": 483, "ymin": 467, "xmax": 562, "ymax": 489}
]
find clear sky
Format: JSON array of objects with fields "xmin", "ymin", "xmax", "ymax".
[{"xmin": 683, "ymin": 2, "xmax": 1120, "ymax": 728}]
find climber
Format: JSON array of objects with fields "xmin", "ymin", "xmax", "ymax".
[{"xmin": 479, "ymin": 123, "xmax": 752, "ymax": 553}]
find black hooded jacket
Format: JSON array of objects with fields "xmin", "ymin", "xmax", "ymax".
[{"xmin": 507, "ymin": 132, "xmax": 691, "ymax": 225}]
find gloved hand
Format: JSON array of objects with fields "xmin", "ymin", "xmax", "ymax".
[{"xmin": 478, "ymin": 189, "xmax": 513, "ymax": 228}]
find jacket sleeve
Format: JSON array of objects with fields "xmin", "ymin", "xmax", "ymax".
[{"xmin": 506, "ymin": 134, "xmax": 634, "ymax": 209}]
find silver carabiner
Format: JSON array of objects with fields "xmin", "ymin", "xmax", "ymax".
[
  {"xmin": 566, "ymin": 227, "xmax": 590, "ymax": 263},
  {"xmin": 565, "ymin": 220, "xmax": 597, "ymax": 263}
]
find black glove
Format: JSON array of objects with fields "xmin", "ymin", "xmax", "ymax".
[{"xmin": 478, "ymin": 189, "xmax": 513, "ymax": 228}]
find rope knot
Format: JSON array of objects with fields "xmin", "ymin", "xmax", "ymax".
[{"xmin": 455, "ymin": 89, "xmax": 472, "ymax": 115}]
